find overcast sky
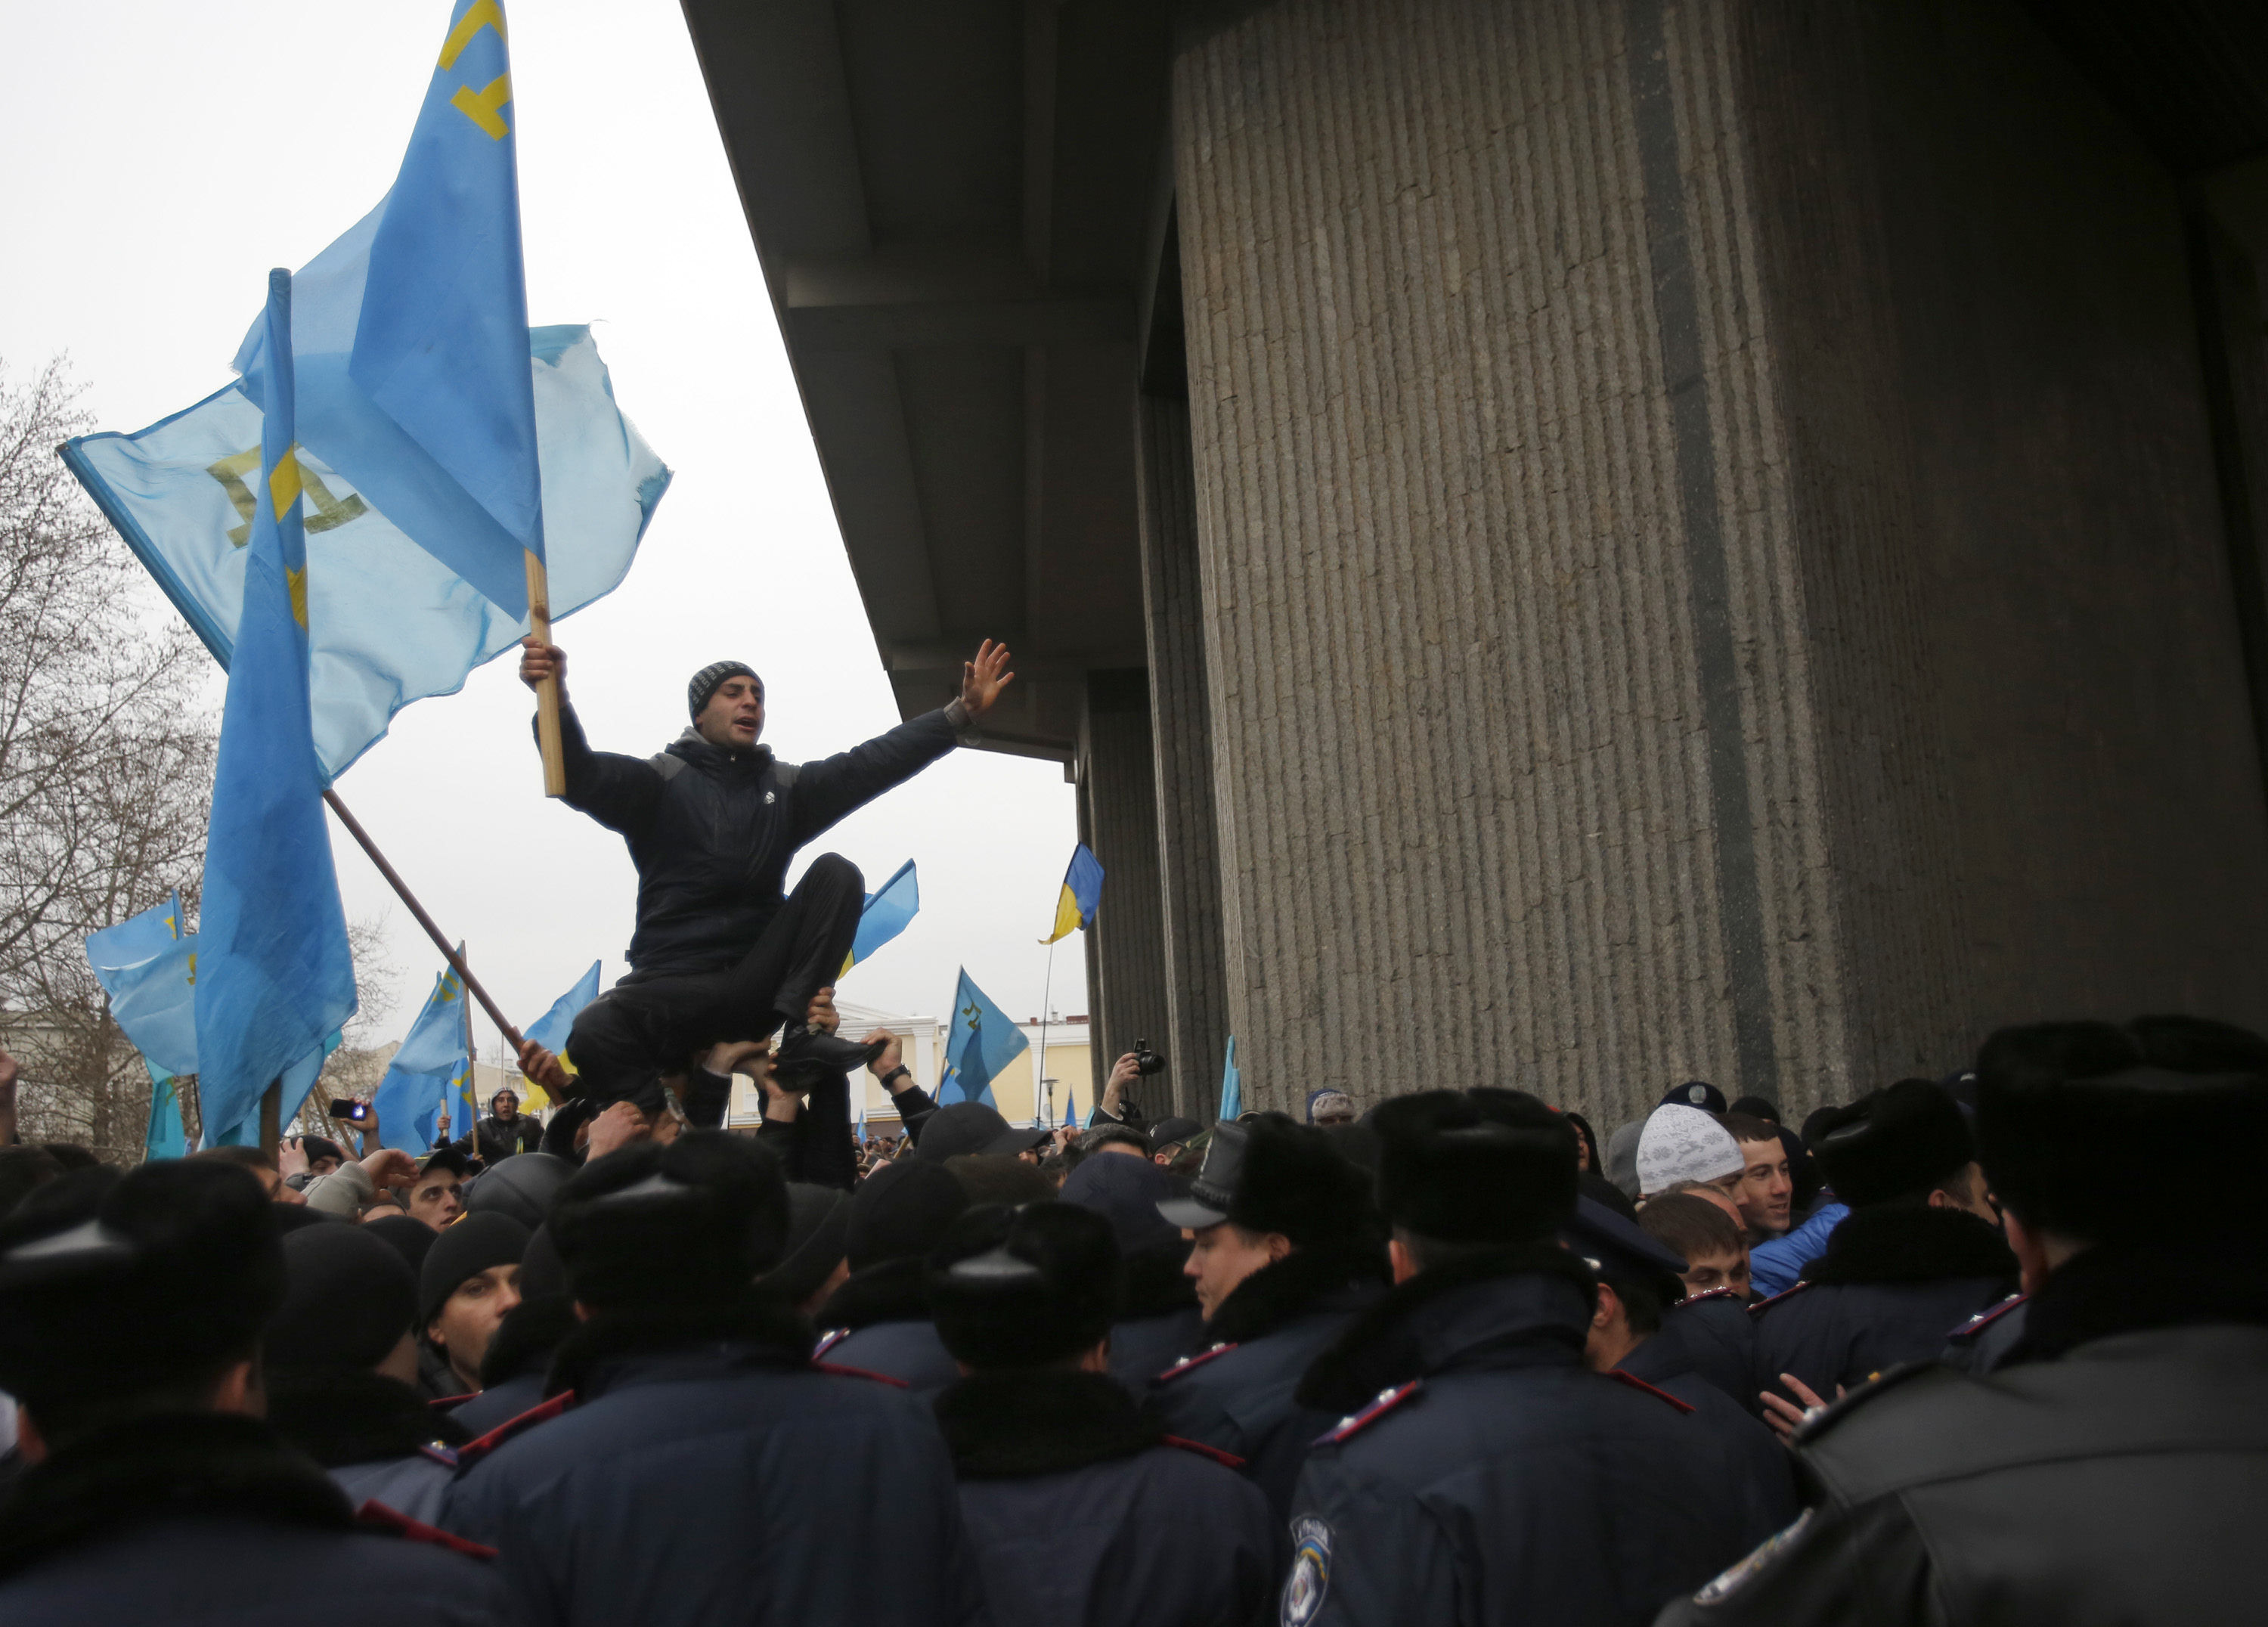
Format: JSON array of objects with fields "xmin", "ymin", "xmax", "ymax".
[{"xmin": 0, "ymin": 0, "xmax": 1087, "ymax": 1059}]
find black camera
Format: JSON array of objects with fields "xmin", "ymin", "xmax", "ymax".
[{"xmin": 1132, "ymin": 1039, "xmax": 1167, "ymax": 1077}]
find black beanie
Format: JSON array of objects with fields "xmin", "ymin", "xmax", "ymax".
[
  {"xmin": 758, "ymin": 1183, "xmax": 853, "ymax": 1306},
  {"xmin": 0, "ymin": 1161, "xmax": 283, "ymax": 1410},
  {"xmin": 1155, "ymin": 1114, "xmax": 1374, "ymax": 1250},
  {"xmin": 688, "ymin": 660, "xmax": 759, "ymax": 719},
  {"xmin": 464, "ymin": 1152, "xmax": 576, "ymax": 1231},
  {"xmin": 364, "ymin": 1213, "xmax": 440, "ymax": 1275},
  {"xmin": 1813, "ymin": 1078, "xmax": 1973, "ymax": 1208},
  {"xmin": 1976, "ymin": 1016, "xmax": 2268, "ymax": 1241},
  {"xmin": 1372, "ymin": 1089, "xmax": 1577, "ymax": 1244},
  {"xmin": 928, "ymin": 1203, "xmax": 1123, "ymax": 1370},
  {"xmin": 550, "ymin": 1131, "xmax": 790, "ymax": 1311},
  {"xmin": 271, "ymin": 1225, "xmax": 417, "ymax": 1371},
  {"xmin": 418, "ymin": 1212, "xmax": 531, "ymax": 1328},
  {"xmin": 847, "ymin": 1157, "xmax": 971, "ymax": 1272}
]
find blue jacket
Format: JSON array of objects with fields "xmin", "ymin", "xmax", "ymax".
[
  {"xmin": 1626, "ymin": 1288, "xmax": 1763, "ymax": 1415},
  {"xmin": 816, "ymin": 1319, "xmax": 962, "ymax": 1397},
  {"xmin": 1110, "ymin": 1305, "xmax": 1206, "ymax": 1389},
  {"xmin": 554, "ymin": 703, "xmax": 958, "ymax": 978},
  {"xmin": 1751, "ymin": 1205, "xmax": 2019, "ymax": 1403},
  {"xmin": 442, "ymin": 1319, "xmax": 985, "ymax": 1627},
  {"xmin": 1146, "ymin": 1255, "xmax": 1385, "ymax": 1526},
  {"xmin": 1280, "ymin": 1251, "xmax": 1783, "ymax": 1627},
  {"xmin": 1747, "ymin": 1204, "xmax": 1845, "ymax": 1298},
  {"xmin": 938, "ymin": 1369, "xmax": 1275, "ymax": 1627},
  {"xmin": 448, "ymin": 1370, "xmax": 547, "ymax": 1439},
  {"xmin": 1615, "ymin": 1323, "xmax": 1798, "ymax": 1531},
  {"xmin": 0, "ymin": 1414, "xmax": 511, "ymax": 1627}
]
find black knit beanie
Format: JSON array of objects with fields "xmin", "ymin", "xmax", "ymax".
[{"xmin": 688, "ymin": 661, "xmax": 759, "ymax": 719}]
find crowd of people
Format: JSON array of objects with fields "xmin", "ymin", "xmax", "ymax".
[
  {"xmin": 0, "ymin": 1014, "xmax": 2261, "ymax": 1625},
  {"xmin": 0, "ymin": 649, "xmax": 2258, "ymax": 1624}
]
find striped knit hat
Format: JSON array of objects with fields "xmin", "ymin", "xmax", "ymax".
[{"xmin": 688, "ymin": 661, "xmax": 759, "ymax": 718}]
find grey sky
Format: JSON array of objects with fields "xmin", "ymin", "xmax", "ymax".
[{"xmin": 0, "ymin": 0, "xmax": 1087, "ymax": 1060}]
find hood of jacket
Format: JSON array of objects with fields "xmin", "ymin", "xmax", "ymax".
[
  {"xmin": 933, "ymin": 1368, "xmax": 1161, "ymax": 1480},
  {"xmin": 664, "ymin": 726, "xmax": 776, "ymax": 776},
  {"xmin": 1296, "ymin": 1241, "xmax": 1598, "ymax": 1412},
  {"xmin": 1802, "ymin": 1203, "xmax": 2019, "ymax": 1289}
]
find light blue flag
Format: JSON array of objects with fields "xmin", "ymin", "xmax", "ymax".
[
  {"xmin": 942, "ymin": 969, "xmax": 1028, "ymax": 1108},
  {"xmin": 522, "ymin": 960, "xmax": 601, "ymax": 1055},
  {"xmin": 144, "ymin": 1066, "xmax": 187, "ymax": 1163},
  {"xmin": 376, "ymin": 960, "xmax": 472, "ymax": 1156},
  {"xmin": 207, "ymin": 1031, "xmax": 341, "ymax": 1149},
  {"xmin": 62, "ymin": 325, "xmax": 666, "ymax": 782},
  {"xmin": 86, "ymin": 894, "xmax": 200, "ymax": 1079},
  {"xmin": 841, "ymin": 861, "xmax": 919, "ymax": 976},
  {"xmin": 193, "ymin": 271, "xmax": 359, "ymax": 1145},
  {"xmin": 207, "ymin": 0, "xmax": 546, "ymax": 613},
  {"xmin": 1062, "ymin": 1089, "xmax": 1078, "ymax": 1130},
  {"xmin": 1219, "ymin": 1036, "xmax": 1241, "ymax": 1121}
]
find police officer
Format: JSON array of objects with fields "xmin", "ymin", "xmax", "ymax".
[
  {"xmin": 1148, "ymin": 1114, "xmax": 1387, "ymax": 1523},
  {"xmin": 1659, "ymin": 1015, "xmax": 2268, "ymax": 1626},
  {"xmin": 442, "ymin": 1130, "xmax": 985, "ymax": 1625},
  {"xmin": 1278, "ymin": 1089, "xmax": 1777, "ymax": 1626},
  {"xmin": 1560, "ymin": 1198, "xmax": 1797, "ymax": 1526},
  {"xmin": 264, "ymin": 1224, "xmax": 470, "ymax": 1523},
  {"xmin": 0, "ymin": 1161, "xmax": 511, "ymax": 1623},
  {"xmin": 813, "ymin": 1157, "xmax": 971, "ymax": 1394},
  {"xmin": 1751, "ymin": 1078, "xmax": 2017, "ymax": 1410},
  {"xmin": 927, "ymin": 1201, "xmax": 1276, "ymax": 1627}
]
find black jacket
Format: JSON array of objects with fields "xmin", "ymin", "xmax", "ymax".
[
  {"xmin": 265, "ymin": 1368, "xmax": 471, "ymax": 1526},
  {"xmin": 0, "ymin": 1413, "xmax": 511, "ymax": 1626},
  {"xmin": 936, "ymin": 1369, "xmax": 1276, "ymax": 1627},
  {"xmin": 442, "ymin": 1300, "xmax": 985, "ymax": 1627},
  {"xmin": 1145, "ymin": 1249, "xmax": 1386, "ymax": 1526},
  {"xmin": 1630, "ymin": 1288, "xmax": 1765, "ymax": 1415},
  {"xmin": 817, "ymin": 1255, "xmax": 962, "ymax": 1396},
  {"xmin": 553, "ymin": 702, "xmax": 959, "ymax": 978},
  {"xmin": 756, "ymin": 1069, "xmax": 860, "ymax": 1190},
  {"xmin": 1281, "ymin": 1247, "xmax": 1783, "ymax": 1626},
  {"xmin": 1613, "ymin": 1342, "xmax": 1798, "ymax": 1532},
  {"xmin": 457, "ymin": 1113, "xmax": 543, "ymax": 1167},
  {"xmin": 1751, "ymin": 1205, "xmax": 2018, "ymax": 1403},
  {"xmin": 1938, "ymin": 1292, "xmax": 2029, "ymax": 1376},
  {"xmin": 1657, "ymin": 1244, "xmax": 2268, "ymax": 1627}
]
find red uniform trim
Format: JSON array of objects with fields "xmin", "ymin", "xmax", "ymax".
[
  {"xmin": 426, "ymin": 1391, "xmax": 477, "ymax": 1411},
  {"xmin": 1679, "ymin": 1286, "xmax": 1744, "ymax": 1306},
  {"xmin": 812, "ymin": 1328, "xmax": 852, "ymax": 1359},
  {"xmin": 455, "ymin": 1390, "xmax": 575, "ymax": 1469},
  {"xmin": 1951, "ymin": 1293, "xmax": 2028, "ymax": 1337},
  {"xmin": 1747, "ymin": 1281, "xmax": 1810, "ymax": 1315},
  {"xmin": 1155, "ymin": 1341, "xmax": 1241, "ymax": 1382},
  {"xmin": 1608, "ymin": 1368, "xmax": 1697, "ymax": 1413},
  {"xmin": 1161, "ymin": 1433, "xmax": 1247, "ymax": 1468},
  {"xmin": 814, "ymin": 1360, "xmax": 910, "ymax": 1387},
  {"xmin": 1316, "ymin": 1378, "xmax": 1424, "ymax": 1444},
  {"xmin": 355, "ymin": 1499, "xmax": 498, "ymax": 1559}
]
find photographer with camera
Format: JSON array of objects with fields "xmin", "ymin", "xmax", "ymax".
[
  {"xmin": 1088, "ymin": 1040, "xmax": 1167, "ymax": 1133},
  {"xmin": 516, "ymin": 636, "xmax": 1014, "ymax": 1113}
]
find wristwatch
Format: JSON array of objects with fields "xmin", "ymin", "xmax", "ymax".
[{"xmin": 878, "ymin": 1065, "xmax": 912, "ymax": 1089}]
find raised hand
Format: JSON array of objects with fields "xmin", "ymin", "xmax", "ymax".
[
  {"xmin": 519, "ymin": 635, "xmax": 568, "ymax": 696},
  {"xmin": 959, "ymin": 639, "xmax": 1015, "ymax": 721}
]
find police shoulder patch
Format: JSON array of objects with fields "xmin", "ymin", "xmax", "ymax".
[
  {"xmin": 1315, "ymin": 1379, "xmax": 1423, "ymax": 1445},
  {"xmin": 1692, "ymin": 1508, "xmax": 1813, "ymax": 1604},
  {"xmin": 1156, "ymin": 1341, "xmax": 1241, "ymax": 1382},
  {"xmin": 454, "ymin": 1390, "xmax": 575, "ymax": 1470},
  {"xmin": 1678, "ymin": 1285, "xmax": 1744, "ymax": 1307},
  {"xmin": 811, "ymin": 1327, "xmax": 852, "ymax": 1359},
  {"xmin": 813, "ymin": 1360, "xmax": 910, "ymax": 1387},
  {"xmin": 1161, "ymin": 1433, "xmax": 1246, "ymax": 1469},
  {"xmin": 418, "ymin": 1443, "xmax": 461, "ymax": 1468},
  {"xmin": 1948, "ymin": 1291, "xmax": 2027, "ymax": 1338},
  {"xmin": 1281, "ymin": 1516, "xmax": 1334, "ymax": 1626},
  {"xmin": 355, "ymin": 1498, "xmax": 499, "ymax": 1559},
  {"xmin": 1747, "ymin": 1281, "xmax": 1810, "ymax": 1316},
  {"xmin": 1608, "ymin": 1368, "xmax": 1696, "ymax": 1413}
]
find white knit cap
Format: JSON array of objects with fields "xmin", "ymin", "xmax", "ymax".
[{"xmin": 1636, "ymin": 1104, "xmax": 1743, "ymax": 1197}]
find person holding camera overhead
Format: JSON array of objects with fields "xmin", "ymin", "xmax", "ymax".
[
  {"xmin": 513, "ymin": 634, "xmax": 1015, "ymax": 1117},
  {"xmin": 1088, "ymin": 1042, "xmax": 1167, "ymax": 1132}
]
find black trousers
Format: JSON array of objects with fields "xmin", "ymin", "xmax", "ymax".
[{"xmin": 566, "ymin": 854, "xmax": 864, "ymax": 1105}]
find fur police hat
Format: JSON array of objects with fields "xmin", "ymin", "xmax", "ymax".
[
  {"xmin": 687, "ymin": 660, "xmax": 759, "ymax": 719},
  {"xmin": 1371, "ymin": 1089, "xmax": 1577, "ymax": 1244},
  {"xmin": 1976, "ymin": 1015, "xmax": 2268, "ymax": 1241},
  {"xmin": 1155, "ymin": 1114, "xmax": 1373, "ymax": 1249},
  {"xmin": 927, "ymin": 1203, "xmax": 1123, "ymax": 1370},
  {"xmin": 1812, "ymin": 1078, "xmax": 1973, "ymax": 1209},
  {"xmin": 550, "ymin": 1131, "xmax": 789, "ymax": 1311},
  {"xmin": 0, "ymin": 1160, "xmax": 284, "ymax": 1411}
]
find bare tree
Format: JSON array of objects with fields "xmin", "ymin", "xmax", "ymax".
[{"xmin": 0, "ymin": 356, "xmax": 219, "ymax": 1161}]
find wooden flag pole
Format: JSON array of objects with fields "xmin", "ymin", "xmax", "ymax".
[
  {"xmin": 527, "ymin": 549, "xmax": 567, "ymax": 798},
  {"xmin": 322, "ymin": 789, "xmax": 528, "ymax": 1054}
]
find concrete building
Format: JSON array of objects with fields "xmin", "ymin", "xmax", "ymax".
[{"xmin": 681, "ymin": 0, "xmax": 2268, "ymax": 1126}]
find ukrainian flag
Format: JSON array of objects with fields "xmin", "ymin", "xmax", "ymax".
[{"xmin": 1044, "ymin": 844, "xmax": 1105, "ymax": 944}]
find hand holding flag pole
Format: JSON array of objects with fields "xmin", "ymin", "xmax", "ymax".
[{"xmin": 525, "ymin": 555, "xmax": 565, "ymax": 796}]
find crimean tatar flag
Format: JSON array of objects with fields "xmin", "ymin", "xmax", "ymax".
[{"xmin": 1043, "ymin": 844, "xmax": 1105, "ymax": 945}]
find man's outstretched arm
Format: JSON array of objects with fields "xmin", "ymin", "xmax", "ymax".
[
  {"xmin": 521, "ymin": 637, "xmax": 666, "ymax": 836},
  {"xmin": 790, "ymin": 639, "xmax": 1015, "ymax": 841}
]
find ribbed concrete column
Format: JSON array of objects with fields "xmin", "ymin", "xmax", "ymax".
[
  {"xmin": 1138, "ymin": 398, "xmax": 1232, "ymax": 1123},
  {"xmin": 1171, "ymin": 0, "xmax": 2268, "ymax": 1120},
  {"xmin": 1080, "ymin": 671, "xmax": 1176, "ymax": 1116}
]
